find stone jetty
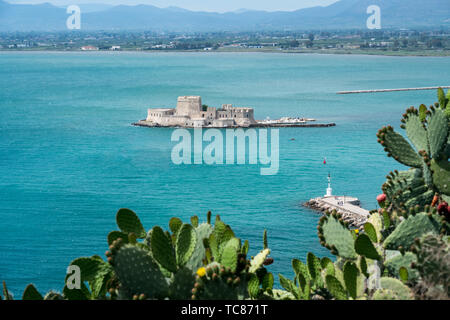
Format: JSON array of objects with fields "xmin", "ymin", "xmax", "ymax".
[
  {"xmin": 304, "ymin": 196, "xmax": 369, "ymax": 229},
  {"xmin": 304, "ymin": 173, "xmax": 370, "ymax": 229},
  {"xmin": 337, "ymin": 86, "xmax": 450, "ymax": 94}
]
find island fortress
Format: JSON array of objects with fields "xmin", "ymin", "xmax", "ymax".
[
  {"xmin": 134, "ymin": 96, "xmax": 336, "ymax": 128},
  {"xmin": 146, "ymin": 96, "xmax": 257, "ymax": 128}
]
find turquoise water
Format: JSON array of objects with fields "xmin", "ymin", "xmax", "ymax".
[{"xmin": 1, "ymin": 52, "xmax": 449, "ymax": 296}]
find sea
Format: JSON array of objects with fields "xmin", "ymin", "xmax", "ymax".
[{"xmin": 0, "ymin": 51, "xmax": 449, "ymax": 296}]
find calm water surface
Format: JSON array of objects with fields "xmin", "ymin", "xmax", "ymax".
[{"xmin": 0, "ymin": 52, "xmax": 449, "ymax": 295}]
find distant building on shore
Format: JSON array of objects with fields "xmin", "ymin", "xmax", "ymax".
[
  {"xmin": 146, "ymin": 96, "xmax": 256, "ymax": 127},
  {"xmin": 81, "ymin": 45, "xmax": 99, "ymax": 51}
]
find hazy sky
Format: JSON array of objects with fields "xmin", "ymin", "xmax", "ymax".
[{"xmin": 5, "ymin": 0, "xmax": 340, "ymax": 12}]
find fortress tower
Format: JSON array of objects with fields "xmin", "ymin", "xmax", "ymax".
[
  {"xmin": 176, "ymin": 96, "xmax": 202, "ymax": 117},
  {"xmin": 145, "ymin": 96, "xmax": 256, "ymax": 128}
]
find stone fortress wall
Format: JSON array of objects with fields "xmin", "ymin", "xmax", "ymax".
[{"xmin": 146, "ymin": 96, "xmax": 257, "ymax": 127}]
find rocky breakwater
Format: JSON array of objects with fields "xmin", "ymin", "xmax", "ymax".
[{"xmin": 304, "ymin": 196, "xmax": 369, "ymax": 229}]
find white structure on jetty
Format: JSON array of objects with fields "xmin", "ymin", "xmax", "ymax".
[
  {"xmin": 145, "ymin": 96, "xmax": 257, "ymax": 128},
  {"xmin": 304, "ymin": 173, "xmax": 370, "ymax": 228},
  {"xmin": 325, "ymin": 173, "xmax": 333, "ymax": 197}
]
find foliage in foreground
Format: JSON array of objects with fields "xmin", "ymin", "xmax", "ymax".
[{"xmin": 1, "ymin": 89, "xmax": 449, "ymax": 300}]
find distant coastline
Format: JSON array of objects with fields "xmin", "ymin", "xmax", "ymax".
[{"xmin": 1, "ymin": 48, "xmax": 449, "ymax": 57}]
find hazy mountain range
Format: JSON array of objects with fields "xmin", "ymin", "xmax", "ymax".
[{"xmin": 0, "ymin": 0, "xmax": 448, "ymax": 32}]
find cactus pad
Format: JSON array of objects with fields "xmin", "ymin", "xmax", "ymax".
[
  {"xmin": 307, "ymin": 252, "xmax": 322, "ymax": 286},
  {"xmin": 355, "ymin": 234, "xmax": 381, "ymax": 260},
  {"xmin": 404, "ymin": 112, "xmax": 428, "ymax": 153},
  {"xmin": 343, "ymin": 261, "xmax": 359, "ymax": 299},
  {"xmin": 372, "ymin": 288, "xmax": 400, "ymax": 300},
  {"xmin": 379, "ymin": 277, "xmax": 413, "ymax": 300},
  {"xmin": 220, "ymin": 237, "xmax": 240, "ymax": 272},
  {"xmin": 22, "ymin": 284, "xmax": 43, "ymax": 300},
  {"xmin": 190, "ymin": 216, "xmax": 199, "ymax": 228},
  {"xmin": 382, "ymin": 168, "xmax": 432, "ymax": 211},
  {"xmin": 383, "ymin": 213, "xmax": 441, "ymax": 250},
  {"xmin": 292, "ymin": 258, "xmax": 311, "ymax": 283},
  {"xmin": 279, "ymin": 274, "xmax": 300, "ymax": 299},
  {"xmin": 192, "ymin": 263, "xmax": 249, "ymax": 300},
  {"xmin": 169, "ymin": 267, "xmax": 196, "ymax": 300},
  {"xmin": 377, "ymin": 126, "xmax": 422, "ymax": 168},
  {"xmin": 113, "ymin": 244, "xmax": 169, "ymax": 299},
  {"xmin": 319, "ymin": 212, "xmax": 357, "ymax": 259},
  {"xmin": 262, "ymin": 272, "xmax": 274, "ymax": 291},
  {"xmin": 320, "ymin": 257, "xmax": 335, "ymax": 276},
  {"xmin": 70, "ymin": 257, "xmax": 105, "ymax": 282},
  {"xmin": 107, "ymin": 231, "xmax": 129, "ymax": 246},
  {"xmin": 363, "ymin": 222, "xmax": 378, "ymax": 243},
  {"xmin": 427, "ymin": 108, "xmax": 448, "ymax": 158},
  {"xmin": 185, "ymin": 223, "xmax": 213, "ymax": 271},
  {"xmin": 325, "ymin": 275, "xmax": 347, "ymax": 300},
  {"xmin": 150, "ymin": 226, "xmax": 177, "ymax": 273},
  {"xmin": 247, "ymin": 273, "xmax": 260, "ymax": 298},
  {"xmin": 430, "ymin": 159, "xmax": 450, "ymax": 195},
  {"xmin": 175, "ymin": 224, "xmax": 197, "ymax": 267},
  {"xmin": 116, "ymin": 208, "xmax": 146, "ymax": 238},
  {"xmin": 367, "ymin": 213, "xmax": 383, "ymax": 242},
  {"xmin": 169, "ymin": 217, "xmax": 183, "ymax": 234},
  {"xmin": 385, "ymin": 252, "xmax": 418, "ymax": 281}
]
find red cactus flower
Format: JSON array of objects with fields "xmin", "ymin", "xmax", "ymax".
[{"xmin": 377, "ymin": 194, "xmax": 386, "ymax": 203}]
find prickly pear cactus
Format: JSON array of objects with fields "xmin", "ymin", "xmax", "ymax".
[
  {"xmin": 377, "ymin": 93, "xmax": 450, "ymax": 212},
  {"xmin": 384, "ymin": 252, "xmax": 418, "ymax": 281},
  {"xmin": 430, "ymin": 159, "xmax": 450, "ymax": 196},
  {"xmin": 372, "ymin": 288, "xmax": 401, "ymax": 300},
  {"xmin": 115, "ymin": 208, "xmax": 146, "ymax": 238},
  {"xmin": 22, "ymin": 284, "xmax": 43, "ymax": 300},
  {"xmin": 325, "ymin": 274, "xmax": 347, "ymax": 300},
  {"xmin": 375, "ymin": 277, "xmax": 413, "ymax": 300},
  {"xmin": 110, "ymin": 243, "xmax": 169, "ymax": 299},
  {"xmin": 191, "ymin": 262, "xmax": 250, "ymax": 300},
  {"xmin": 169, "ymin": 267, "xmax": 196, "ymax": 300},
  {"xmin": 381, "ymin": 169, "xmax": 433, "ymax": 212},
  {"xmin": 377, "ymin": 125, "xmax": 423, "ymax": 168},
  {"xmin": 185, "ymin": 223, "xmax": 213, "ymax": 271},
  {"xmin": 175, "ymin": 224, "xmax": 197, "ymax": 268},
  {"xmin": 410, "ymin": 233, "xmax": 449, "ymax": 299},
  {"xmin": 383, "ymin": 213, "xmax": 441, "ymax": 250},
  {"xmin": 219, "ymin": 237, "xmax": 241, "ymax": 272},
  {"xmin": 318, "ymin": 210, "xmax": 357, "ymax": 259}
]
